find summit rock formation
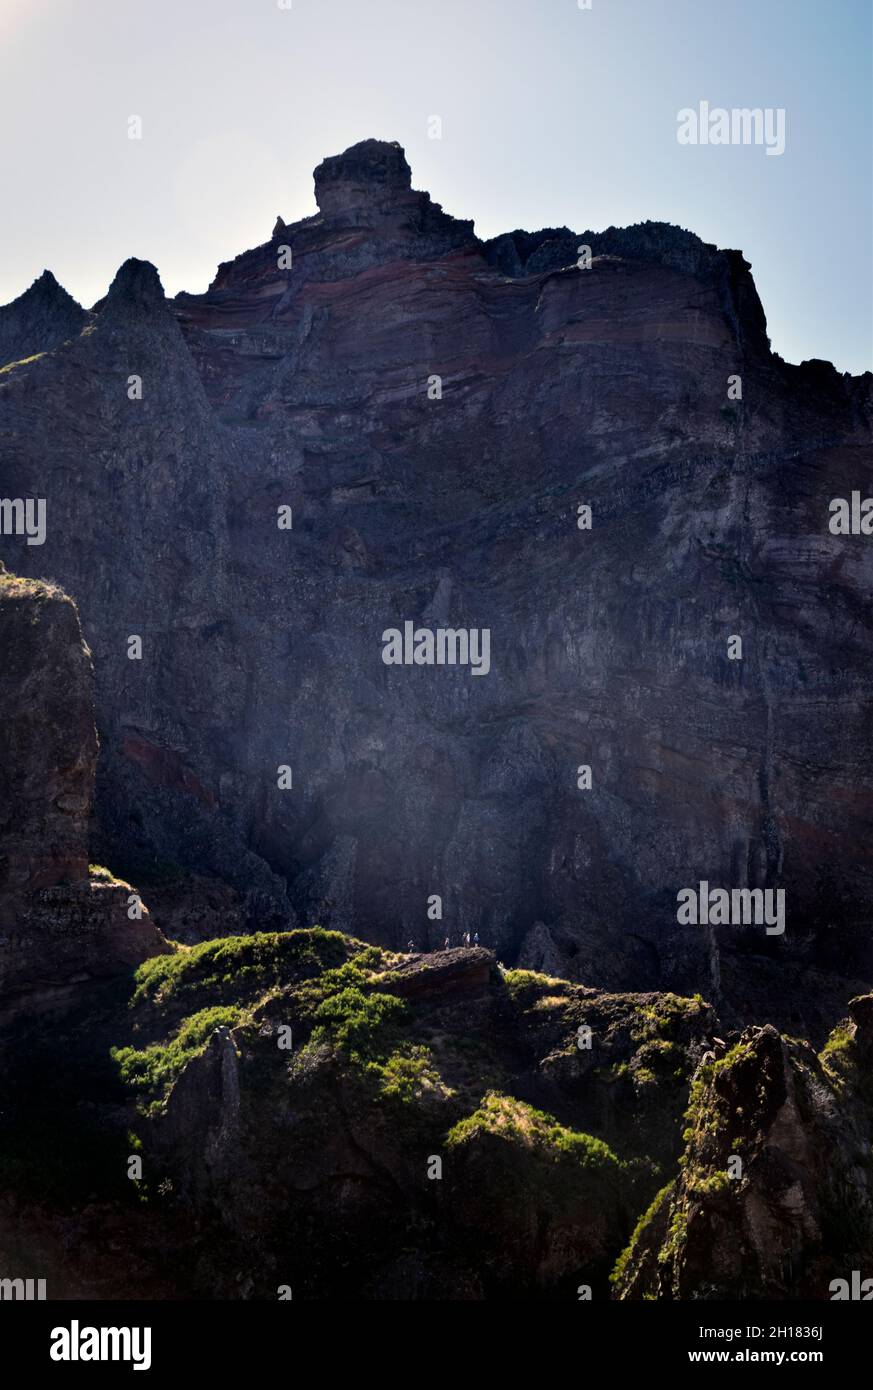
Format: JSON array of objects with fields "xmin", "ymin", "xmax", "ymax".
[{"xmin": 1, "ymin": 138, "xmax": 872, "ymax": 1041}]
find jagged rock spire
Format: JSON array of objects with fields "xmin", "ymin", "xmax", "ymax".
[
  {"xmin": 0, "ymin": 267, "xmax": 88, "ymax": 367},
  {"xmin": 103, "ymin": 258, "xmax": 166, "ymax": 313}
]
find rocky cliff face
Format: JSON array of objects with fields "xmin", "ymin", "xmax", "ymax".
[
  {"xmin": 613, "ymin": 996, "xmax": 873, "ymax": 1300},
  {"xmin": 0, "ymin": 550, "xmax": 870, "ymax": 1302},
  {"xmin": 0, "ymin": 567, "xmax": 95, "ymax": 900},
  {"xmin": 1, "ymin": 138, "xmax": 871, "ymax": 1040},
  {"xmin": 0, "ymin": 904, "xmax": 716, "ymax": 1299},
  {"xmin": 0, "ymin": 567, "xmax": 169, "ymax": 1020},
  {"xmin": 3, "ymin": 902, "xmax": 870, "ymax": 1301}
]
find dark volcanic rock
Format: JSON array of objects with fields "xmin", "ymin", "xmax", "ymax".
[
  {"xmin": 1, "ymin": 912, "xmax": 870, "ymax": 1300},
  {"xmin": 0, "ymin": 569, "xmax": 170, "ymax": 1020},
  {"xmin": 312, "ymin": 137, "xmax": 474, "ymax": 244},
  {"xmin": 96, "ymin": 257, "xmax": 169, "ymax": 316},
  {"xmin": 613, "ymin": 1006, "xmax": 873, "ymax": 1299},
  {"xmin": 0, "ymin": 269, "xmax": 87, "ymax": 369},
  {"xmin": 0, "ymin": 568, "xmax": 95, "ymax": 900},
  {"xmin": 1, "ymin": 139, "xmax": 872, "ymax": 1030},
  {"xmin": 313, "ymin": 138, "xmax": 415, "ymax": 220},
  {"xmin": 0, "ymin": 262, "xmax": 294, "ymax": 932},
  {"xmin": 136, "ymin": 941, "xmax": 714, "ymax": 1298},
  {"xmin": 378, "ymin": 946, "xmax": 496, "ymax": 1001}
]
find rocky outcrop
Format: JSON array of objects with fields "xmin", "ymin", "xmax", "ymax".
[
  {"xmin": 376, "ymin": 945, "xmax": 495, "ymax": 1001},
  {"xmin": 2, "ymin": 905, "xmax": 871, "ymax": 1300},
  {"xmin": 160, "ymin": 1023, "xmax": 242, "ymax": 1170},
  {"xmin": 483, "ymin": 219, "xmax": 770, "ymax": 356},
  {"xmin": 312, "ymin": 138, "xmax": 473, "ymax": 244},
  {"xmin": 117, "ymin": 937, "xmax": 717, "ymax": 1297},
  {"xmin": 127, "ymin": 869, "xmax": 247, "ymax": 944},
  {"xmin": 0, "ymin": 568, "xmax": 170, "ymax": 1019},
  {"xmin": 0, "ymin": 269, "xmax": 87, "ymax": 369},
  {"xmin": 0, "ymin": 569, "xmax": 96, "ymax": 901},
  {"xmin": 612, "ymin": 1004, "xmax": 873, "ymax": 1299},
  {"xmin": 1, "ymin": 139, "xmax": 871, "ymax": 1034}
]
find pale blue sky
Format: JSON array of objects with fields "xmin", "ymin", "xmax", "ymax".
[{"xmin": 1, "ymin": 0, "xmax": 870, "ymax": 371}]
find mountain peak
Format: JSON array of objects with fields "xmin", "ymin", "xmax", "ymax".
[
  {"xmin": 31, "ymin": 268, "xmax": 61, "ymax": 294},
  {"xmin": 8, "ymin": 267, "xmax": 81, "ymax": 311},
  {"xmin": 101, "ymin": 258, "xmax": 166, "ymax": 315},
  {"xmin": 0, "ymin": 269, "xmax": 86, "ymax": 367}
]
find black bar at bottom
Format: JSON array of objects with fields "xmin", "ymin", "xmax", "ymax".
[{"xmin": 0, "ymin": 1298, "xmax": 866, "ymax": 1375}]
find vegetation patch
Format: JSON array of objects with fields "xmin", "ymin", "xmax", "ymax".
[
  {"xmin": 686, "ymin": 1170, "xmax": 731, "ymax": 1196},
  {"xmin": 129, "ymin": 928, "xmax": 354, "ymax": 1017},
  {"xmin": 0, "ymin": 352, "xmax": 45, "ymax": 375},
  {"xmin": 660, "ymin": 1204, "xmax": 688, "ymax": 1265},
  {"xmin": 501, "ymin": 968, "xmax": 567, "ymax": 1003},
  {"xmin": 310, "ymin": 985, "xmax": 408, "ymax": 1061},
  {"xmin": 819, "ymin": 1022, "xmax": 855, "ymax": 1083},
  {"xmin": 0, "ymin": 571, "xmax": 67, "ymax": 601},
  {"xmin": 447, "ymin": 1091, "xmax": 622, "ymax": 1173},
  {"xmin": 631, "ymin": 993, "xmax": 707, "ymax": 1043},
  {"xmin": 610, "ymin": 1180, "xmax": 674, "ymax": 1287},
  {"xmin": 112, "ymin": 1005, "xmax": 242, "ymax": 1111},
  {"xmin": 367, "ymin": 1044, "xmax": 446, "ymax": 1104},
  {"xmin": 89, "ymin": 863, "xmax": 131, "ymax": 887}
]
